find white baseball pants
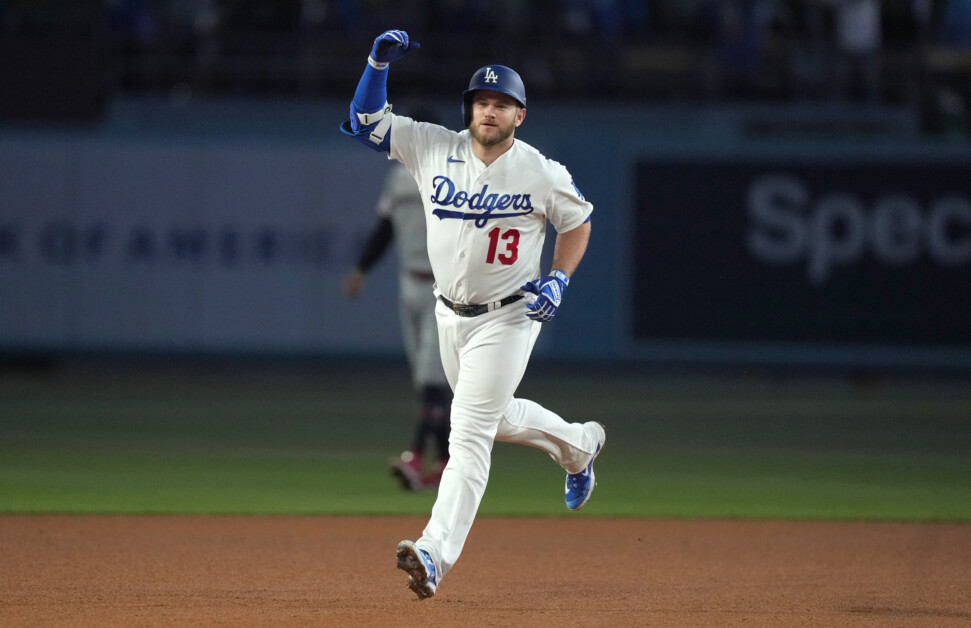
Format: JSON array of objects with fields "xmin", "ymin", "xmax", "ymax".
[{"xmin": 416, "ymin": 299, "xmax": 602, "ymax": 581}]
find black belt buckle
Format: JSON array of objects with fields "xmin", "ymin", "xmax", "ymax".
[
  {"xmin": 453, "ymin": 302, "xmax": 483, "ymax": 317},
  {"xmin": 440, "ymin": 294, "xmax": 522, "ymax": 318},
  {"xmin": 440, "ymin": 295, "xmax": 482, "ymax": 317}
]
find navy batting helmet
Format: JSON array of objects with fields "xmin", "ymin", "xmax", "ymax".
[{"xmin": 462, "ymin": 65, "xmax": 526, "ymax": 128}]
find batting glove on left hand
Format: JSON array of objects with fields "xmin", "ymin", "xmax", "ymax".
[
  {"xmin": 370, "ymin": 30, "xmax": 420, "ymax": 67},
  {"xmin": 522, "ymin": 270, "xmax": 569, "ymax": 323}
]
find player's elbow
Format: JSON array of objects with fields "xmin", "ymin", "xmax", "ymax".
[{"xmin": 339, "ymin": 120, "xmax": 391, "ymax": 152}]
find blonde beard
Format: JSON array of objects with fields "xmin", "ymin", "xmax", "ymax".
[{"xmin": 469, "ymin": 119, "xmax": 516, "ymax": 147}]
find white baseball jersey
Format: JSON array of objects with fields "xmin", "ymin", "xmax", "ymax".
[{"xmin": 387, "ymin": 113, "xmax": 593, "ymax": 305}]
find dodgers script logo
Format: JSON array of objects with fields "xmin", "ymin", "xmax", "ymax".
[{"xmin": 429, "ymin": 175, "xmax": 533, "ymax": 228}]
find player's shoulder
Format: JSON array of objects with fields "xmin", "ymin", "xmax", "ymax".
[
  {"xmin": 512, "ymin": 139, "xmax": 571, "ymax": 174},
  {"xmin": 393, "ymin": 112, "xmax": 460, "ymax": 141}
]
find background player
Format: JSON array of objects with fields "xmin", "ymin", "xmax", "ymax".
[
  {"xmin": 340, "ymin": 30, "xmax": 606, "ymax": 600},
  {"xmin": 342, "ymin": 108, "xmax": 451, "ymax": 491}
]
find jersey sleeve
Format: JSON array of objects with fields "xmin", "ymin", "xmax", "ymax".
[
  {"xmin": 546, "ymin": 165, "xmax": 594, "ymax": 233},
  {"xmin": 388, "ymin": 114, "xmax": 455, "ymax": 183},
  {"xmin": 388, "ymin": 113, "xmax": 419, "ymax": 171}
]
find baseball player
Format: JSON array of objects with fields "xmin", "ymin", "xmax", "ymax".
[
  {"xmin": 340, "ymin": 30, "xmax": 606, "ymax": 600},
  {"xmin": 342, "ymin": 108, "xmax": 451, "ymax": 491}
]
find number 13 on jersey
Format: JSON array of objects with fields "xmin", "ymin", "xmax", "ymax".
[{"xmin": 485, "ymin": 227, "xmax": 519, "ymax": 265}]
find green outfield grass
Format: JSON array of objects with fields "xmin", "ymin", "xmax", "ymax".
[{"xmin": 2, "ymin": 360, "xmax": 970, "ymax": 520}]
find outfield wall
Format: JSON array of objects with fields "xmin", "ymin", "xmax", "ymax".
[{"xmin": 2, "ymin": 98, "xmax": 969, "ymax": 368}]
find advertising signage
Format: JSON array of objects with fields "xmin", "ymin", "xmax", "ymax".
[{"xmin": 633, "ymin": 159, "xmax": 971, "ymax": 348}]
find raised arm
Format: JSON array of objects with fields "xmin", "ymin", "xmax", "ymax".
[{"xmin": 339, "ymin": 30, "xmax": 419, "ymax": 152}]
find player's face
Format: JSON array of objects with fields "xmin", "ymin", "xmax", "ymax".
[{"xmin": 468, "ymin": 91, "xmax": 525, "ymax": 148}]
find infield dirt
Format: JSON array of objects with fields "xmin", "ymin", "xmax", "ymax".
[{"xmin": 2, "ymin": 515, "xmax": 969, "ymax": 627}]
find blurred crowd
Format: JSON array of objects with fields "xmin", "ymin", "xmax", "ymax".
[
  {"xmin": 89, "ymin": 1, "xmax": 968, "ymax": 46},
  {"xmin": 4, "ymin": 1, "xmax": 971, "ymax": 110}
]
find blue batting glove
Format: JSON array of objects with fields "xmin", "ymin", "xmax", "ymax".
[
  {"xmin": 370, "ymin": 30, "xmax": 420, "ymax": 66},
  {"xmin": 522, "ymin": 270, "xmax": 569, "ymax": 323}
]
